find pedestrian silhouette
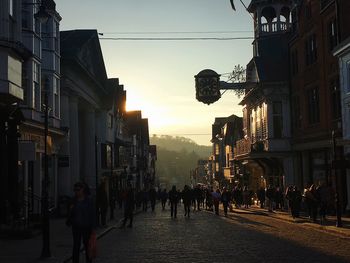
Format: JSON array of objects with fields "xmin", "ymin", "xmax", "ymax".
[
  {"xmin": 168, "ymin": 185, "xmax": 179, "ymax": 218},
  {"xmin": 66, "ymin": 182, "xmax": 95, "ymax": 263},
  {"xmin": 120, "ymin": 184, "xmax": 135, "ymax": 228},
  {"xmin": 182, "ymin": 185, "xmax": 192, "ymax": 218}
]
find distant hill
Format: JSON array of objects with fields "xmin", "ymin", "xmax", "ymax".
[
  {"xmin": 150, "ymin": 135, "xmax": 211, "ymax": 189},
  {"xmin": 150, "ymin": 135, "xmax": 211, "ymax": 158}
]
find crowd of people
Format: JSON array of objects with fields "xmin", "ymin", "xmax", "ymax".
[{"xmin": 65, "ymin": 180, "xmax": 337, "ymax": 262}]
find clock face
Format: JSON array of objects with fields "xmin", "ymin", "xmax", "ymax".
[
  {"xmin": 195, "ymin": 70, "xmax": 221, "ymax": 105},
  {"xmin": 197, "ymin": 77, "xmax": 219, "ymax": 96}
]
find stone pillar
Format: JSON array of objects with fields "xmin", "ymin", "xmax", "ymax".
[
  {"xmin": 81, "ymin": 108, "xmax": 96, "ymax": 193},
  {"xmin": 69, "ymin": 97, "xmax": 80, "ymax": 186}
]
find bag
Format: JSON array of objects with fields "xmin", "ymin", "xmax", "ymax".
[{"xmin": 88, "ymin": 231, "xmax": 97, "ymax": 259}]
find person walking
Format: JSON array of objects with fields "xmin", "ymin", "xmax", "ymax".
[
  {"xmin": 212, "ymin": 189, "xmax": 221, "ymax": 215},
  {"xmin": 96, "ymin": 180, "xmax": 108, "ymax": 227},
  {"xmin": 266, "ymin": 185, "xmax": 276, "ymax": 212},
  {"xmin": 316, "ymin": 182, "xmax": 329, "ymax": 224},
  {"xmin": 242, "ymin": 186, "xmax": 251, "ymax": 208},
  {"xmin": 142, "ymin": 188, "xmax": 149, "ymax": 212},
  {"xmin": 221, "ymin": 187, "xmax": 230, "ymax": 216},
  {"xmin": 120, "ymin": 184, "xmax": 135, "ymax": 228},
  {"xmin": 149, "ymin": 187, "xmax": 157, "ymax": 212},
  {"xmin": 168, "ymin": 185, "xmax": 179, "ymax": 218},
  {"xmin": 160, "ymin": 189, "xmax": 168, "ymax": 210},
  {"xmin": 66, "ymin": 182, "xmax": 95, "ymax": 263},
  {"xmin": 275, "ymin": 187, "xmax": 284, "ymax": 210},
  {"xmin": 182, "ymin": 185, "xmax": 192, "ymax": 218},
  {"xmin": 308, "ymin": 184, "xmax": 319, "ymax": 223},
  {"xmin": 257, "ymin": 187, "xmax": 266, "ymax": 208}
]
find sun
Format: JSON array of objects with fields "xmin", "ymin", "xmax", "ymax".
[{"xmin": 126, "ymin": 99, "xmax": 176, "ymax": 130}]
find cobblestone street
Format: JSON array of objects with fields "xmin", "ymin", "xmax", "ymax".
[{"xmin": 94, "ymin": 205, "xmax": 350, "ymax": 263}]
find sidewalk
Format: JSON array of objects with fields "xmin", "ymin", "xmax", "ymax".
[
  {"xmin": 228, "ymin": 205, "xmax": 350, "ymax": 238},
  {"xmin": 0, "ymin": 208, "xmax": 126, "ymax": 263}
]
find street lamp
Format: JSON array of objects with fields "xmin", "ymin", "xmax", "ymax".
[
  {"xmin": 332, "ymin": 130, "xmax": 343, "ymax": 227},
  {"xmin": 41, "ymin": 77, "xmax": 51, "ymax": 258}
]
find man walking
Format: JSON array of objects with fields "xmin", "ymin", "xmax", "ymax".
[
  {"xmin": 182, "ymin": 185, "xmax": 192, "ymax": 218},
  {"xmin": 120, "ymin": 184, "xmax": 135, "ymax": 228},
  {"xmin": 168, "ymin": 185, "xmax": 179, "ymax": 218}
]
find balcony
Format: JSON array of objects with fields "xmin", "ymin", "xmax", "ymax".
[{"xmin": 234, "ymin": 137, "xmax": 251, "ymax": 157}]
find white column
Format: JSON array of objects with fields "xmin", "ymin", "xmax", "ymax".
[
  {"xmin": 69, "ymin": 97, "xmax": 80, "ymax": 186},
  {"xmin": 82, "ymin": 108, "xmax": 96, "ymax": 192},
  {"xmin": 57, "ymin": 94, "xmax": 71, "ymax": 195}
]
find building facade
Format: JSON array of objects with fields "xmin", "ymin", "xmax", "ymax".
[
  {"xmin": 334, "ymin": 36, "xmax": 350, "ymax": 210},
  {"xmin": 234, "ymin": 0, "xmax": 294, "ymax": 191},
  {"xmin": 211, "ymin": 115, "xmax": 243, "ymax": 188},
  {"xmin": 0, "ymin": 0, "xmax": 63, "ymax": 225},
  {"xmin": 290, "ymin": 0, "xmax": 350, "ymax": 210}
]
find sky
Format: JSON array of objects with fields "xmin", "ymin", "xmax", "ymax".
[{"xmin": 57, "ymin": 0, "xmax": 254, "ymax": 146}]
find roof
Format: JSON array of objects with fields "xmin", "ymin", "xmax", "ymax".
[{"xmin": 60, "ymin": 30, "xmax": 108, "ymax": 90}]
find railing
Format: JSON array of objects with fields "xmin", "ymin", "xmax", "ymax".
[
  {"xmin": 260, "ymin": 21, "xmax": 289, "ymax": 34},
  {"xmin": 234, "ymin": 137, "xmax": 252, "ymax": 157}
]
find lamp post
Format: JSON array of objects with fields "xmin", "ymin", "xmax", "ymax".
[
  {"xmin": 332, "ymin": 130, "xmax": 343, "ymax": 227},
  {"xmin": 41, "ymin": 78, "xmax": 51, "ymax": 258}
]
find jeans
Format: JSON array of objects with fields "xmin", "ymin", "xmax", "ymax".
[
  {"xmin": 170, "ymin": 202, "xmax": 177, "ymax": 218},
  {"xmin": 72, "ymin": 226, "xmax": 92, "ymax": 263}
]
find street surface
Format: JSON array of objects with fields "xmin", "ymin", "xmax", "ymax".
[{"xmin": 95, "ymin": 205, "xmax": 350, "ymax": 263}]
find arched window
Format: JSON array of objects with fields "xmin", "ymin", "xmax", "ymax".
[
  {"xmin": 261, "ymin": 6, "xmax": 277, "ymax": 33},
  {"xmin": 280, "ymin": 6, "xmax": 291, "ymax": 31}
]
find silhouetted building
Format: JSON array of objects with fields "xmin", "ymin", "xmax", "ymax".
[{"xmin": 234, "ymin": 0, "xmax": 294, "ymax": 190}]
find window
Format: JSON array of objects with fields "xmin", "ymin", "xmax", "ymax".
[
  {"xmin": 9, "ymin": 0, "xmax": 14, "ymax": 16},
  {"xmin": 305, "ymin": 1, "xmax": 312, "ymax": 20},
  {"xmin": 22, "ymin": 9, "xmax": 30, "ymax": 29},
  {"xmin": 107, "ymin": 113, "xmax": 113, "ymax": 128},
  {"xmin": 320, "ymin": 0, "xmax": 332, "ymax": 10},
  {"xmin": 291, "ymin": 9, "xmax": 297, "ymax": 33},
  {"xmin": 101, "ymin": 144, "xmax": 112, "ymax": 169},
  {"xmin": 215, "ymin": 144, "xmax": 219, "ymax": 155},
  {"xmin": 307, "ymin": 87, "xmax": 320, "ymax": 124},
  {"xmin": 32, "ymin": 62, "xmax": 40, "ymax": 110},
  {"xmin": 22, "ymin": 66, "xmax": 28, "ymax": 105},
  {"xmin": 330, "ymin": 78, "xmax": 341, "ymax": 119},
  {"xmin": 42, "ymin": 22, "xmax": 50, "ymax": 49},
  {"xmin": 291, "ymin": 49, "xmax": 299, "ymax": 76},
  {"xmin": 53, "ymin": 77, "xmax": 59, "ymax": 117},
  {"xmin": 272, "ymin": 102, "xmax": 283, "ymax": 138},
  {"xmin": 348, "ymin": 63, "xmax": 350, "ymax": 93},
  {"xmin": 292, "ymin": 96, "xmax": 301, "ymax": 129},
  {"xmin": 54, "ymin": 21, "xmax": 59, "ymax": 52},
  {"xmin": 305, "ymin": 34, "xmax": 317, "ymax": 66},
  {"xmin": 34, "ymin": 19, "xmax": 40, "ymax": 35},
  {"xmin": 328, "ymin": 19, "xmax": 338, "ymax": 51}
]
